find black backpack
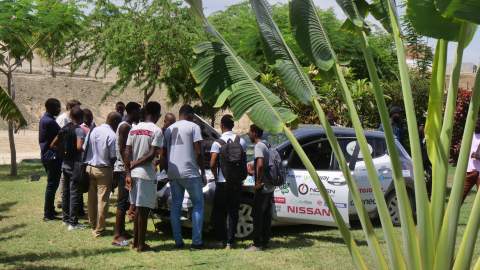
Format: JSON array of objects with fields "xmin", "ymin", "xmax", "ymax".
[
  {"xmin": 217, "ymin": 136, "xmax": 247, "ymax": 185},
  {"xmin": 59, "ymin": 122, "xmax": 80, "ymax": 161},
  {"xmin": 264, "ymin": 145, "xmax": 286, "ymax": 187}
]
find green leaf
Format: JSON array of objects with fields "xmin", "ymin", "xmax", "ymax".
[
  {"xmin": 213, "ymin": 89, "xmax": 231, "ymax": 108},
  {"xmin": 335, "ymin": 0, "xmax": 365, "ymax": 27},
  {"xmin": 369, "ymin": 0, "xmax": 392, "ymax": 32},
  {"xmin": 0, "ymin": 86, "xmax": 27, "ymax": 129},
  {"xmin": 406, "ymin": 0, "xmax": 461, "ymax": 41},
  {"xmin": 436, "ymin": 0, "xmax": 480, "ymax": 24},
  {"xmin": 249, "ymin": 0, "xmax": 313, "ymax": 104},
  {"xmin": 289, "ymin": 0, "xmax": 335, "ymax": 71}
]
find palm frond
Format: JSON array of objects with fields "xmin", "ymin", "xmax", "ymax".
[{"xmin": 0, "ymin": 86, "xmax": 27, "ymax": 129}]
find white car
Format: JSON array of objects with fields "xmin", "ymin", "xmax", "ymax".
[{"xmin": 154, "ymin": 120, "xmax": 416, "ymax": 239}]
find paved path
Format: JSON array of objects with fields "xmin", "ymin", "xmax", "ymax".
[{"xmin": 0, "ymin": 130, "xmax": 39, "ymax": 165}]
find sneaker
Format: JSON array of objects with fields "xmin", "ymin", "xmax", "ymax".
[
  {"xmin": 43, "ymin": 216, "xmax": 60, "ymax": 222},
  {"xmin": 225, "ymin": 243, "xmax": 233, "ymax": 250},
  {"xmin": 68, "ymin": 224, "xmax": 86, "ymax": 231},
  {"xmin": 245, "ymin": 245, "xmax": 262, "ymax": 252},
  {"xmin": 174, "ymin": 243, "xmax": 185, "ymax": 250},
  {"xmin": 190, "ymin": 244, "xmax": 204, "ymax": 251}
]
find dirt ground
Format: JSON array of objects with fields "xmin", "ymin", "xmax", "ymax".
[{"xmin": 0, "ymin": 130, "xmax": 39, "ymax": 164}]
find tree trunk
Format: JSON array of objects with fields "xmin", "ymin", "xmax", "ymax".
[
  {"xmin": 50, "ymin": 51, "xmax": 56, "ymax": 78},
  {"xmin": 6, "ymin": 72, "xmax": 17, "ymax": 176},
  {"xmin": 143, "ymin": 84, "xmax": 156, "ymax": 105},
  {"xmin": 29, "ymin": 58, "xmax": 33, "ymax": 74},
  {"xmin": 210, "ymin": 111, "xmax": 216, "ymax": 127}
]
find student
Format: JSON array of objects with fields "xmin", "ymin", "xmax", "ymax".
[
  {"xmin": 51, "ymin": 107, "xmax": 86, "ymax": 230},
  {"xmin": 246, "ymin": 124, "xmax": 274, "ymax": 251},
  {"xmin": 463, "ymin": 118, "xmax": 480, "ymax": 201},
  {"xmin": 124, "ymin": 102, "xmax": 163, "ymax": 252},
  {"xmin": 112, "ymin": 102, "xmax": 141, "ymax": 247},
  {"xmin": 116, "ymin": 101, "xmax": 126, "ymax": 121},
  {"xmin": 84, "ymin": 112, "xmax": 122, "ymax": 238},
  {"xmin": 57, "ymin": 100, "xmax": 81, "ymax": 128},
  {"xmin": 162, "ymin": 113, "xmax": 176, "ymax": 133},
  {"xmin": 210, "ymin": 115, "xmax": 247, "ymax": 249},
  {"xmin": 39, "ymin": 98, "xmax": 62, "ymax": 221},
  {"xmin": 81, "ymin": 108, "xmax": 95, "ymax": 134},
  {"xmin": 163, "ymin": 104, "xmax": 206, "ymax": 249}
]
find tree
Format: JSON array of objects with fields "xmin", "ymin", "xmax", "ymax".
[
  {"xmin": 36, "ymin": 0, "xmax": 83, "ymax": 77},
  {"xmin": 0, "ymin": 0, "xmax": 42, "ymax": 176}
]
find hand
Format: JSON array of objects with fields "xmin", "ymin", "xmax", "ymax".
[
  {"xmin": 130, "ymin": 160, "xmax": 138, "ymax": 169},
  {"xmin": 254, "ymin": 182, "xmax": 263, "ymax": 191},
  {"xmin": 247, "ymin": 162, "xmax": 254, "ymax": 176},
  {"xmin": 125, "ymin": 175, "xmax": 132, "ymax": 191}
]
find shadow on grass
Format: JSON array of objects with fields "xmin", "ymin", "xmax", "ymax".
[
  {"xmin": 0, "ymin": 248, "xmax": 126, "ymax": 268},
  {"xmin": 0, "ymin": 201, "xmax": 18, "ymax": 220},
  {"xmin": 0, "ymin": 223, "xmax": 27, "ymax": 235},
  {"xmin": 0, "ymin": 161, "xmax": 45, "ymax": 182}
]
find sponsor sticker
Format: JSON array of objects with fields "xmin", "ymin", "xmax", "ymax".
[
  {"xmin": 274, "ymin": 197, "xmax": 286, "ymax": 204},
  {"xmin": 287, "ymin": 206, "xmax": 332, "ymax": 216}
]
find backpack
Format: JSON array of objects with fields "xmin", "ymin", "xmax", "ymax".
[
  {"xmin": 217, "ymin": 136, "xmax": 247, "ymax": 185},
  {"xmin": 264, "ymin": 145, "xmax": 286, "ymax": 187},
  {"xmin": 59, "ymin": 122, "xmax": 80, "ymax": 161}
]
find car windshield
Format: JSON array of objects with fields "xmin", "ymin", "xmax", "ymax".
[{"xmin": 241, "ymin": 132, "xmax": 287, "ymax": 162}]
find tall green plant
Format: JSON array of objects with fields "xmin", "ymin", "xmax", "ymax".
[{"xmin": 187, "ymin": 0, "xmax": 480, "ymax": 268}]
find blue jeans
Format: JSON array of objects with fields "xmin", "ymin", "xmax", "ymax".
[
  {"xmin": 43, "ymin": 159, "xmax": 62, "ymax": 218},
  {"xmin": 170, "ymin": 177, "xmax": 204, "ymax": 246}
]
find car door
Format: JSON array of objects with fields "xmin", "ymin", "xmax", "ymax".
[
  {"xmin": 273, "ymin": 138, "xmax": 350, "ymax": 226},
  {"xmin": 333, "ymin": 137, "xmax": 393, "ymax": 215}
]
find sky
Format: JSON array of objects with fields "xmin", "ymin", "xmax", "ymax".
[{"xmin": 202, "ymin": 0, "xmax": 480, "ymax": 64}]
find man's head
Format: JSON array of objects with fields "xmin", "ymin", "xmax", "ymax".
[
  {"xmin": 179, "ymin": 104, "xmax": 195, "ymax": 121},
  {"xmin": 116, "ymin": 101, "xmax": 126, "ymax": 115},
  {"xmin": 106, "ymin": 112, "xmax": 122, "ymax": 131},
  {"xmin": 220, "ymin": 114, "xmax": 234, "ymax": 132},
  {"xmin": 144, "ymin": 101, "xmax": 162, "ymax": 123},
  {"xmin": 83, "ymin": 109, "xmax": 94, "ymax": 126},
  {"xmin": 248, "ymin": 124, "xmax": 263, "ymax": 143},
  {"xmin": 45, "ymin": 98, "xmax": 61, "ymax": 116},
  {"xmin": 66, "ymin": 99, "xmax": 81, "ymax": 111},
  {"xmin": 163, "ymin": 112, "xmax": 176, "ymax": 129},
  {"xmin": 70, "ymin": 106, "xmax": 84, "ymax": 125},
  {"xmin": 390, "ymin": 106, "xmax": 403, "ymax": 123},
  {"xmin": 125, "ymin": 102, "xmax": 142, "ymax": 123}
]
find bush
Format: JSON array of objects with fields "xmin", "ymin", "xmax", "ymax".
[{"xmin": 451, "ymin": 89, "xmax": 472, "ymax": 164}]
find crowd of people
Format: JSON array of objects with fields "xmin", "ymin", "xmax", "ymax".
[{"xmin": 38, "ymin": 98, "xmax": 273, "ymax": 252}]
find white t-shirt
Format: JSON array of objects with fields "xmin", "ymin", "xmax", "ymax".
[
  {"xmin": 56, "ymin": 112, "xmax": 70, "ymax": 128},
  {"xmin": 126, "ymin": 122, "xmax": 163, "ymax": 180},
  {"xmin": 163, "ymin": 120, "xmax": 203, "ymax": 179},
  {"xmin": 468, "ymin": 133, "xmax": 480, "ymax": 172},
  {"xmin": 210, "ymin": 131, "xmax": 247, "ymax": 183}
]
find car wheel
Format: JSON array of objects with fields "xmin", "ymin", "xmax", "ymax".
[
  {"xmin": 235, "ymin": 199, "xmax": 254, "ymax": 239},
  {"xmin": 386, "ymin": 189, "xmax": 415, "ymax": 226}
]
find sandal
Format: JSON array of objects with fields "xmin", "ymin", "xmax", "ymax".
[{"xmin": 112, "ymin": 239, "xmax": 129, "ymax": 247}]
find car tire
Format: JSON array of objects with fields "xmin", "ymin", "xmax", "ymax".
[
  {"xmin": 235, "ymin": 197, "xmax": 254, "ymax": 239},
  {"xmin": 386, "ymin": 189, "xmax": 415, "ymax": 226}
]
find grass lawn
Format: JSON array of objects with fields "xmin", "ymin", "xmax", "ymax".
[{"xmin": 0, "ymin": 162, "xmax": 479, "ymax": 270}]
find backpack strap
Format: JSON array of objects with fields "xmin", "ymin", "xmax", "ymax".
[
  {"xmin": 233, "ymin": 135, "xmax": 240, "ymax": 144},
  {"xmin": 82, "ymin": 126, "xmax": 95, "ymax": 163},
  {"xmin": 216, "ymin": 139, "xmax": 227, "ymax": 146}
]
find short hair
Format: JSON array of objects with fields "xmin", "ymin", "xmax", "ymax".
[
  {"xmin": 116, "ymin": 101, "xmax": 125, "ymax": 107},
  {"xmin": 83, "ymin": 108, "xmax": 93, "ymax": 122},
  {"xmin": 70, "ymin": 106, "xmax": 84, "ymax": 122},
  {"xmin": 179, "ymin": 104, "xmax": 194, "ymax": 117},
  {"xmin": 45, "ymin": 98, "xmax": 60, "ymax": 111},
  {"xmin": 145, "ymin": 101, "xmax": 161, "ymax": 116},
  {"xmin": 125, "ymin": 102, "xmax": 141, "ymax": 114},
  {"xmin": 66, "ymin": 99, "xmax": 81, "ymax": 110},
  {"xmin": 221, "ymin": 114, "xmax": 234, "ymax": 130},
  {"xmin": 250, "ymin": 124, "xmax": 263, "ymax": 138}
]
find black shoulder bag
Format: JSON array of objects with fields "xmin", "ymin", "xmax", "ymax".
[{"xmin": 76, "ymin": 128, "xmax": 95, "ymax": 193}]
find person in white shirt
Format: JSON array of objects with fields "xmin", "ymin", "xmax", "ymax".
[
  {"xmin": 56, "ymin": 100, "xmax": 81, "ymax": 128},
  {"xmin": 84, "ymin": 112, "xmax": 122, "ymax": 238},
  {"xmin": 210, "ymin": 115, "xmax": 247, "ymax": 249},
  {"xmin": 463, "ymin": 118, "xmax": 480, "ymax": 201},
  {"xmin": 124, "ymin": 102, "xmax": 163, "ymax": 252}
]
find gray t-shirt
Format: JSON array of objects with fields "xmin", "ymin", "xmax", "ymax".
[
  {"xmin": 62, "ymin": 126, "xmax": 86, "ymax": 171},
  {"xmin": 126, "ymin": 121, "xmax": 163, "ymax": 180},
  {"xmin": 254, "ymin": 141, "xmax": 274, "ymax": 193},
  {"xmin": 164, "ymin": 120, "xmax": 203, "ymax": 179}
]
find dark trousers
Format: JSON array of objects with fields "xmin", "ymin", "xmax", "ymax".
[
  {"xmin": 463, "ymin": 170, "xmax": 480, "ymax": 201},
  {"xmin": 62, "ymin": 167, "xmax": 82, "ymax": 225},
  {"xmin": 212, "ymin": 182, "xmax": 241, "ymax": 245},
  {"xmin": 253, "ymin": 190, "xmax": 273, "ymax": 248},
  {"xmin": 43, "ymin": 159, "xmax": 62, "ymax": 218},
  {"xmin": 113, "ymin": 171, "xmax": 129, "ymax": 212}
]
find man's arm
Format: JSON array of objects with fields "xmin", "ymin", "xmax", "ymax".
[
  {"xmin": 255, "ymin": 157, "xmax": 265, "ymax": 190},
  {"xmin": 124, "ymin": 145, "xmax": 133, "ymax": 191},
  {"xmin": 210, "ymin": 152, "xmax": 219, "ymax": 180},
  {"xmin": 130, "ymin": 146, "xmax": 159, "ymax": 169},
  {"xmin": 194, "ymin": 141, "xmax": 206, "ymax": 182},
  {"xmin": 118, "ymin": 124, "xmax": 131, "ymax": 163}
]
